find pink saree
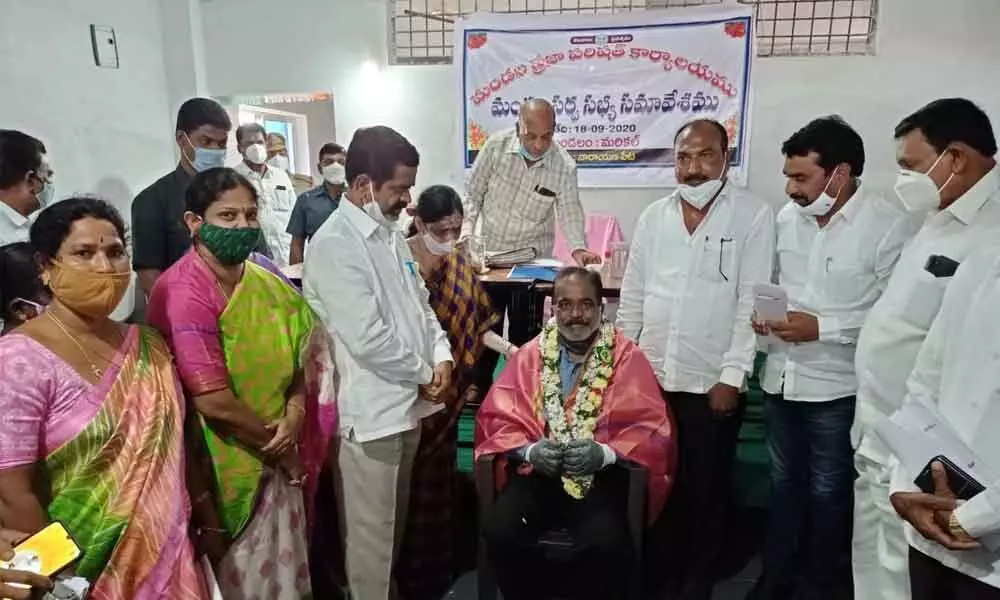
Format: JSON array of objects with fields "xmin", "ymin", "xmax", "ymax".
[{"xmin": 475, "ymin": 328, "xmax": 677, "ymax": 520}]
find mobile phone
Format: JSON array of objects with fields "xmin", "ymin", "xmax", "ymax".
[
  {"xmin": 924, "ymin": 255, "xmax": 960, "ymax": 278},
  {"xmin": 914, "ymin": 454, "xmax": 985, "ymax": 501},
  {"xmin": 0, "ymin": 521, "xmax": 82, "ymax": 578}
]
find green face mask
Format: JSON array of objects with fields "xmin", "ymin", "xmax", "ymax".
[{"xmin": 198, "ymin": 222, "xmax": 261, "ymax": 265}]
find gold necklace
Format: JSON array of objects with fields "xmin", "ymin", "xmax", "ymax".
[{"xmin": 47, "ymin": 312, "xmax": 116, "ymax": 379}]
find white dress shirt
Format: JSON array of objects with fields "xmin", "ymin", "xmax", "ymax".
[
  {"xmin": 463, "ymin": 128, "xmax": 586, "ymax": 257},
  {"xmin": 234, "ymin": 161, "xmax": 296, "ymax": 267},
  {"xmin": 888, "ymin": 249, "xmax": 1000, "ymax": 588},
  {"xmin": 762, "ymin": 187, "xmax": 921, "ymax": 402},
  {"xmin": 617, "ymin": 185, "xmax": 775, "ymax": 392},
  {"xmin": 0, "ymin": 201, "xmax": 30, "ymax": 245},
  {"xmin": 303, "ymin": 199, "xmax": 452, "ymax": 443},
  {"xmin": 855, "ymin": 165, "xmax": 1000, "ymax": 463}
]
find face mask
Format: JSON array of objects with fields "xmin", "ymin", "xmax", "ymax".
[
  {"xmin": 183, "ymin": 134, "xmax": 226, "ymax": 173},
  {"xmin": 365, "ymin": 182, "xmax": 400, "ymax": 228},
  {"xmin": 268, "ymin": 155, "xmax": 290, "ymax": 172},
  {"xmin": 322, "ymin": 163, "xmax": 346, "ymax": 185},
  {"xmin": 894, "ymin": 152, "xmax": 954, "ymax": 213},
  {"xmin": 557, "ymin": 322, "xmax": 602, "ymax": 355},
  {"xmin": 422, "ymin": 232, "xmax": 455, "ymax": 256},
  {"xmin": 678, "ymin": 179, "xmax": 725, "ymax": 210},
  {"xmin": 198, "ymin": 222, "xmax": 262, "ymax": 265},
  {"xmin": 518, "ymin": 145, "xmax": 545, "ymax": 162},
  {"xmin": 795, "ymin": 167, "xmax": 842, "ymax": 217},
  {"xmin": 244, "ymin": 143, "xmax": 268, "ymax": 165},
  {"xmin": 46, "ymin": 261, "xmax": 131, "ymax": 320}
]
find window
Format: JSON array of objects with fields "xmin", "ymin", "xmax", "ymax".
[
  {"xmin": 749, "ymin": 0, "xmax": 878, "ymax": 57},
  {"xmin": 389, "ymin": 0, "xmax": 877, "ymax": 64}
]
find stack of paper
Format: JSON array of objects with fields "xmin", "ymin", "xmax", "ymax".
[{"xmin": 486, "ymin": 247, "xmax": 537, "ymax": 267}]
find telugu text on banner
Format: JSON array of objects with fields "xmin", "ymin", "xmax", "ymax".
[{"xmin": 455, "ymin": 6, "xmax": 755, "ymax": 188}]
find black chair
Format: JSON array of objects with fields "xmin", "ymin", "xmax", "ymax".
[{"xmin": 475, "ymin": 454, "xmax": 648, "ymax": 600}]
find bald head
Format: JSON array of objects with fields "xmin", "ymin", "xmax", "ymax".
[{"xmin": 517, "ymin": 99, "xmax": 556, "ymax": 161}]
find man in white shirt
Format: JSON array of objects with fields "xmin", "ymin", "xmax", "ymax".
[
  {"xmin": 303, "ymin": 125, "xmax": 454, "ymax": 600},
  {"xmin": 617, "ymin": 119, "xmax": 775, "ymax": 600},
  {"xmin": 888, "ymin": 249, "xmax": 1000, "ymax": 599},
  {"xmin": 752, "ymin": 116, "xmax": 919, "ymax": 600},
  {"xmin": 0, "ymin": 129, "xmax": 51, "ymax": 245},
  {"xmin": 853, "ymin": 97, "xmax": 1000, "ymax": 600},
  {"xmin": 233, "ymin": 123, "xmax": 297, "ymax": 267}
]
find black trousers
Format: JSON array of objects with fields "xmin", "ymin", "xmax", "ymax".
[
  {"xmin": 482, "ymin": 470, "xmax": 632, "ymax": 600},
  {"xmin": 480, "ymin": 285, "xmax": 545, "ymax": 386},
  {"xmin": 910, "ymin": 547, "xmax": 1000, "ymax": 600},
  {"xmin": 661, "ymin": 390, "xmax": 746, "ymax": 600}
]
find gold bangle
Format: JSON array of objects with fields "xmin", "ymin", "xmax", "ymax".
[{"xmin": 949, "ymin": 512, "xmax": 971, "ymax": 539}]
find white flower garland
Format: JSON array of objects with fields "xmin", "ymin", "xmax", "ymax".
[{"xmin": 538, "ymin": 319, "xmax": 615, "ymax": 498}]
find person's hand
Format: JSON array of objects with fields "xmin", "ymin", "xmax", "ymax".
[
  {"xmin": 708, "ymin": 383, "xmax": 740, "ymax": 418},
  {"xmin": 563, "ymin": 439, "xmax": 606, "ymax": 476},
  {"xmin": 195, "ymin": 527, "xmax": 231, "ymax": 568},
  {"xmin": 0, "ymin": 529, "xmax": 54, "ymax": 599},
  {"xmin": 527, "ymin": 439, "xmax": 564, "ymax": 478},
  {"xmin": 571, "ymin": 248, "xmax": 602, "ymax": 266},
  {"xmin": 261, "ymin": 403, "xmax": 305, "ymax": 457},
  {"xmin": 423, "ymin": 361, "xmax": 454, "ymax": 403},
  {"xmin": 279, "ymin": 450, "xmax": 307, "ymax": 487},
  {"xmin": 751, "ymin": 311, "xmax": 770, "ymax": 336},
  {"xmin": 768, "ymin": 311, "xmax": 819, "ymax": 344},
  {"xmin": 890, "ymin": 461, "xmax": 980, "ymax": 551},
  {"xmin": 503, "ymin": 342, "xmax": 519, "ymax": 359}
]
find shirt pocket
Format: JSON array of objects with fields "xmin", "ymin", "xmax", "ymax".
[
  {"xmin": 824, "ymin": 257, "xmax": 870, "ymax": 306},
  {"xmin": 698, "ymin": 236, "xmax": 737, "ymax": 283},
  {"xmin": 901, "ymin": 270, "xmax": 949, "ymax": 330}
]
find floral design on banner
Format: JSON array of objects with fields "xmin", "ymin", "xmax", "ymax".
[{"xmin": 724, "ymin": 20, "xmax": 747, "ymax": 38}]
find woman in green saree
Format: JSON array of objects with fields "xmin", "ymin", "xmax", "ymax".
[{"xmin": 148, "ymin": 167, "xmax": 335, "ymax": 599}]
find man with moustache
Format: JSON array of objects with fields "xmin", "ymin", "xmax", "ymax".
[
  {"xmin": 750, "ymin": 116, "xmax": 919, "ymax": 599},
  {"xmin": 303, "ymin": 125, "xmax": 454, "ymax": 600},
  {"xmin": 477, "ymin": 266, "xmax": 676, "ymax": 600},
  {"xmin": 0, "ymin": 130, "xmax": 52, "ymax": 245},
  {"xmin": 852, "ymin": 98, "xmax": 1000, "ymax": 600},
  {"xmin": 617, "ymin": 119, "xmax": 774, "ymax": 600}
]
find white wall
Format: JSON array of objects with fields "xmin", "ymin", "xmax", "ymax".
[
  {"xmin": 200, "ymin": 0, "xmax": 1000, "ymax": 240},
  {"xmin": 264, "ymin": 100, "xmax": 339, "ymax": 176},
  {"xmin": 0, "ymin": 0, "xmax": 175, "ymax": 220}
]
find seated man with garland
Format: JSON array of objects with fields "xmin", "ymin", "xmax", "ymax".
[{"xmin": 476, "ymin": 266, "xmax": 676, "ymax": 600}]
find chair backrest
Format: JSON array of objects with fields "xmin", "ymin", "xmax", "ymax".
[{"xmin": 551, "ymin": 213, "xmax": 625, "ymax": 263}]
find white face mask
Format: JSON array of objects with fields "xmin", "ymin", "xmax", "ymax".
[
  {"xmin": 364, "ymin": 181, "xmax": 399, "ymax": 229},
  {"xmin": 677, "ymin": 166, "xmax": 727, "ymax": 210},
  {"xmin": 894, "ymin": 152, "xmax": 954, "ymax": 213},
  {"xmin": 267, "ymin": 154, "xmax": 290, "ymax": 172},
  {"xmin": 795, "ymin": 167, "xmax": 843, "ymax": 217},
  {"xmin": 322, "ymin": 163, "xmax": 346, "ymax": 185},
  {"xmin": 422, "ymin": 232, "xmax": 455, "ymax": 256},
  {"xmin": 244, "ymin": 143, "xmax": 268, "ymax": 165}
]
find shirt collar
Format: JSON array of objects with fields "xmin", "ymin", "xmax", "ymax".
[
  {"xmin": 0, "ymin": 200, "xmax": 29, "ymax": 230},
  {"xmin": 944, "ymin": 163, "xmax": 1000, "ymax": 225},
  {"xmin": 339, "ymin": 196, "xmax": 380, "ymax": 239}
]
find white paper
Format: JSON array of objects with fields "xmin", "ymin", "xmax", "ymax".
[
  {"xmin": 528, "ymin": 258, "xmax": 564, "ymax": 267},
  {"xmin": 752, "ymin": 283, "xmax": 787, "ymax": 344},
  {"xmin": 876, "ymin": 401, "xmax": 985, "ymax": 483}
]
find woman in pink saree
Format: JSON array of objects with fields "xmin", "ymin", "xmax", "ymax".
[
  {"xmin": 147, "ymin": 168, "xmax": 335, "ymax": 600},
  {"xmin": 0, "ymin": 198, "xmax": 209, "ymax": 599}
]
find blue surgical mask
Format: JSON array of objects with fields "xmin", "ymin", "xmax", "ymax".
[
  {"xmin": 518, "ymin": 145, "xmax": 545, "ymax": 162},
  {"xmin": 183, "ymin": 133, "xmax": 227, "ymax": 172}
]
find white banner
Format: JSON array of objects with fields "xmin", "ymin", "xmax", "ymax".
[{"xmin": 455, "ymin": 6, "xmax": 755, "ymax": 188}]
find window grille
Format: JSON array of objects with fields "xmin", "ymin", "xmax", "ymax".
[{"xmin": 389, "ymin": 0, "xmax": 877, "ymax": 64}]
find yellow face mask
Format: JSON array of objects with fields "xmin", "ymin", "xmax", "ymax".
[{"xmin": 45, "ymin": 261, "xmax": 131, "ymax": 320}]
